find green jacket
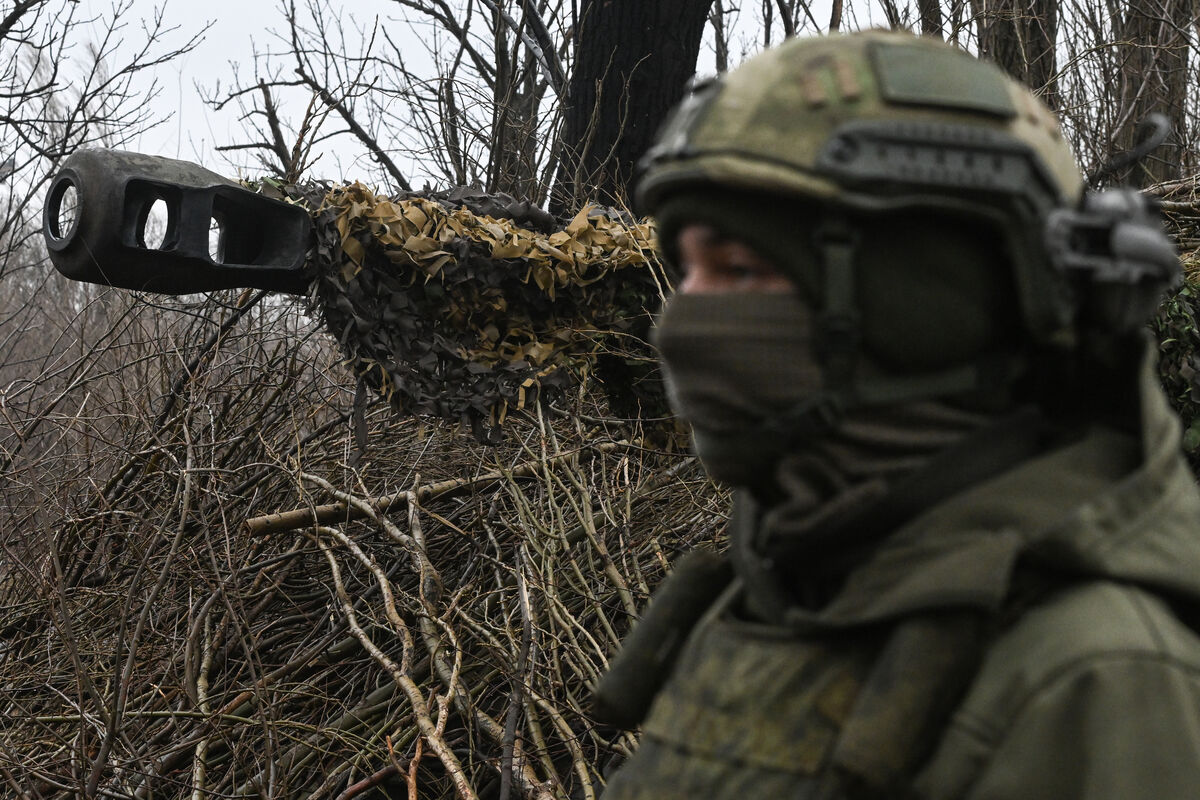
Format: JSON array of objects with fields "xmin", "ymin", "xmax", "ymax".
[{"xmin": 603, "ymin": 354, "xmax": 1200, "ymax": 799}]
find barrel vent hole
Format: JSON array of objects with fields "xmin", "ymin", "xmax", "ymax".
[
  {"xmin": 209, "ymin": 217, "xmax": 223, "ymax": 264},
  {"xmin": 140, "ymin": 198, "xmax": 170, "ymax": 250},
  {"xmin": 49, "ymin": 181, "xmax": 79, "ymax": 241}
]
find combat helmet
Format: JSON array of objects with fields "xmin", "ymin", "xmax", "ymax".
[{"xmin": 639, "ymin": 30, "xmax": 1178, "ymax": 420}]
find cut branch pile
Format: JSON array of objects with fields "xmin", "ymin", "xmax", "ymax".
[
  {"xmin": 1150, "ymin": 176, "xmax": 1200, "ymax": 457},
  {"xmin": 0, "ymin": 284, "xmax": 726, "ymax": 798}
]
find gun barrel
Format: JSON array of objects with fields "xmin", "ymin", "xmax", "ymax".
[{"xmin": 43, "ymin": 149, "xmax": 311, "ymax": 295}]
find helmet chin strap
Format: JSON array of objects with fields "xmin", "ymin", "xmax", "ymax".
[
  {"xmin": 757, "ymin": 214, "xmax": 1026, "ymax": 444},
  {"xmin": 753, "ymin": 215, "xmax": 862, "ymax": 441},
  {"xmin": 812, "ymin": 216, "xmax": 861, "ymax": 393},
  {"xmin": 743, "ymin": 216, "xmax": 861, "ymax": 442}
]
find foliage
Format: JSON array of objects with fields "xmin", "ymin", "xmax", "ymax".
[
  {"xmin": 1154, "ymin": 281, "xmax": 1200, "ymax": 456},
  {"xmin": 1148, "ymin": 180, "xmax": 1200, "ymax": 463}
]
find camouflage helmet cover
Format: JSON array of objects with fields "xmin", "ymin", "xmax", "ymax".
[{"xmin": 638, "ymin": 30, "xmax": 1086, "ymax": 344}]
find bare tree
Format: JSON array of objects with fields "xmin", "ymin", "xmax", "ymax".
[
  {"xmin": 207, "ymin": 0, "xmax": 719, "ymax": 214},
  {"xmin": 917, "ymin": 0, "xmax": 945, "ymax": 36},
  {"xmin": 1109, "ymin": 0, "xmax": 1195, "ymax": 185},
  {"xmin": 1047, "ymin": 0, "xmax": 1200, "ymax": 186},
  {"xmin": 710, "ymin": 0, "xmax": 733, "ymax": 71},
  {"xmin": 971, "ymin": 0, "xmax": 1060, "ymax": 107},
  {"xmin": 205, "ymin": 0, "xmax": 572, "ymax": 202},
  {"xmin": 551, "ymin": 0, "xmax": 716, "ymax": 212}
]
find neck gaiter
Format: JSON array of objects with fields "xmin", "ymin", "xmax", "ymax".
[{"xmin": 652, "ymin": 291, "xmax": 822, "ymax": 487}]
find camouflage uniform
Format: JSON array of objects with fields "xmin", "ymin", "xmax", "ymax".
[
  {"xmin": 604, "ymin": 353, "xmax": 1200, "ymax": 798},
  {"xmin": 599, "ymin": 30, "xmax": 1197, "ymax": 799}
]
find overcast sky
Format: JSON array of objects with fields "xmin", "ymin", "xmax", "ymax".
[
  {"xmin": 118, "ymin": 0, "xmax": 398, "ymax": 177},
  {"xmin": 127, "ymin": 1, "xmax": 288, "ymax": 162}
]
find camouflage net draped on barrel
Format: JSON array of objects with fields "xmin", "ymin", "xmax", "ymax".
[{"xmin": 274, "ymin": 181, "xmax": 669, "ymax": 439}]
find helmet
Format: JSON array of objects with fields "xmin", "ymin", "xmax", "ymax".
[{"xmin": 638, "ymin": 30, "xmax": 1178, "ymax": 415}]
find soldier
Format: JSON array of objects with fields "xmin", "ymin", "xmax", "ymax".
[{"xmin": 597, "ymin": 29, "xmax": 1200, "ymax": 799}]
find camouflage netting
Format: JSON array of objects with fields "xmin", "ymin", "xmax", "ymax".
[
  {"xmin": 271, "ymin": 175, "xmax": 1200, "ymax": 460},
  {"xmin": 274, "ymin": 181, "xmax": 671, "ymax": 441}
]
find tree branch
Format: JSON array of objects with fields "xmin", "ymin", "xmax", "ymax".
[{"xmin": 295, "ymin": 68, "xmax": 413, "ymax": 191}]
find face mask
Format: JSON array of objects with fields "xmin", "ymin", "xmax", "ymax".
[{"xmin": 652, "ymin": 292, "xmax": 824, "ymax": 486}]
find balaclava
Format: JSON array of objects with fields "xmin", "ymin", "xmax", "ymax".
[{"xmin": 651, "ymin": 188, "xmax": 1022, "ymax": 500}]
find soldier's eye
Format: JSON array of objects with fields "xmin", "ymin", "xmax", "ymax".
[{"xmin": 724, "ymin": 262, "xmax": 770, "ymax": 281}]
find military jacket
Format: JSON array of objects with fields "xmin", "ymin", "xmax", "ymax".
[{"xmin": 602, "ymin": 357, "xmax": 1200, "ymax": 799}]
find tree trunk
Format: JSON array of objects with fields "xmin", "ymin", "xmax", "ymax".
[
  {"xmin": 551, "ymin": 0, "xmax": 715, "ymax": 214},
  {"xmin": 917, "ymin": 0, "xmax": 943, "ymax": 37},
  {"xmin": 710, "ymin": 0, "xmax": 730, "ymax": 72},
  {"xmin": 972, "ymin": 0, "xmax": 1059, "ymax": 108},
  {"xmin": 1110, "ymin": 0, "xmax": 1193, "ymax": 186}
]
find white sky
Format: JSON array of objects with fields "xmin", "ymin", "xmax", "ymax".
[
  {"xmin": 130, "ymin": 1, "xmax": 287, "ymax": 163},
  {"xmin": 116, "ymin": 0, "xmax": 399, "ymax": 178}
]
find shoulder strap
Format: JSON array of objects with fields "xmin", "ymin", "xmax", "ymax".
[
  {"xmin": 830, "ymin": 610, "xmax": 986, "ymax": 798},
  {"xmin": 592, "ymin": 549, "xmax": 733, "ymax": 729},
  {"xmin": 829, "ymin": 562, "xmax": 1071, "ymax": 798}
]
